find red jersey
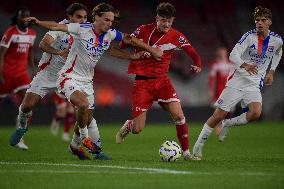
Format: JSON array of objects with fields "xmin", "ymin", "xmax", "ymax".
[
  {"xmin": 0, "ymin": 25, "xmax": 36, "ymax": 76},
  {"xmin": 127, "ymin": 23, "xmax": 201, "ymax": 77},
  {"xmin": 208, "ymin": 60, "xmax": 233, "ymax": 102}
]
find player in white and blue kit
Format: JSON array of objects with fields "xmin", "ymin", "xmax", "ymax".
[
  {"xmin": 10, "ymin": 3, "xmax": 88, "ymax": 152},
  {"xmin": 21, "ymin": 3, "xmax": 163, "ymax": 157},
  {"xmin": 193, "ymin": 6, "xmax": 282, "ymax": 159}
]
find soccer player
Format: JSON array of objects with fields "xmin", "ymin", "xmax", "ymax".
[
  {"xmin": 50, "ymin": 92, "xmax": 74, "ymax": 142},
  {"xmin": 115, "ymin": 2, "xmax": 202, "ymax": 160},
  {"xmin": 208, "ymin": 47, "xmax": 232, "ymax": 104},
  {"xmin": 9, "ymin": 3, "xmax": 88, "ymax": 157},
  {"xmin": 14, "ymin": 3, "xmax": 162, "ymax": 159},
  {"xmin": 0, "ymin": 8, "xmax": 37, "ymax": 150},
  {"xmin": 193, "ymin": 6, "xmax": 283, "ymax": 159}
]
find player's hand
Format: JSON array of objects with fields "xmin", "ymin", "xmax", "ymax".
[
  {"xmin": 23, "ymin": 17, "xmax": 40, "ymax": 25},
  {"xmin": 150, "ymin": 47, "xmax": 163, "ymax": 60},
  {"xmin": 58, "ymin": 48, "xmax": 69, "ymax": 58},
  {"xmin": 190, "ymin": 65, "xmax": 201, "ymax": 73},
  {"xmin": 130, "ymin": 51, "xmax": 148, "ymax": 60},
  {"xmin": 241, "ymin": 63, "xmax": 258, "ymax": 75},
  {"xmin": 264, "ymin": 70, "xmax": 274, "ymax": 86}
]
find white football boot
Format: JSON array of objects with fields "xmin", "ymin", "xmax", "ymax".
[
  {"xmin": 192, "ymin": 143, "xmax": 203, "ymax": 159},
  {"xmin": 116, "ymin": 120, "xmax": 132, "ymax": 144},
  {"xmin": 15, "ymin": 138, "xmax": 29, "ymax": 150},
  {"xmin": 218, "ymin": 120, "xmax": 230, "ymax": 142}
]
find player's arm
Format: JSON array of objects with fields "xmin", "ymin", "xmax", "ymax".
[
  {"xmin": 264, "ymin": 44, "xmax": 283, "ymax": 85},
  {"xmin": 122, "ymin": 33, "xmax": 163, "ymax": 60},
  {"xmin": 24, "ymin": 17, "xmax": 68, "ymax": 32},
  {"xmin": 28, "ymin": 46, "xmax": 36, "ymax": 76},
  {"xmin": 230, "ymin": 33, "xmax": 258, "ymax": 75},
  {"xmin": 39, "ymin": 34, "xmax": 69, "ymax": 58},
  {"xmin": 107, "ymin": 45, "xmax": 144, "ymax": 60},
  {"xmin": 0, "ymin": 47, "xmax": 8, "ymax": 84},
  {"xmin": 182, "ymin": 44, "xmax": 202, "ymax": 73}
]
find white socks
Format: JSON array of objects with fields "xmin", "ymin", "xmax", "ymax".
[
  {"xmin": 225, "ymin": 113, "xmax": 248, "ymax": 127},
  {"xmin": 70, "ymin": 133, "xmax": 81, "ymax": 149},
  {"xmin": 195, "ymin": 123, "xmax": 213, "ymax": 145},
  {"xmin": 17, "ymin": 105, "xmax": 32, "ymax": 128},
  {"xmin": 88, "ymin": 118, "xmax": 101, "ymax": 147},
  {"xmin": 79, "ymin": 127, "xmax": 88, "ymax": 140}
]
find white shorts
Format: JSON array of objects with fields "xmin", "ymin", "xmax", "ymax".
[
  {"xmin": 214, "ymin": 87, "xmax": 262, "ymax": 112},
  {"xmin": 27, "ymin": 71, "xmax": 58, "ymax": 98},
  {"xmin": 57, "ymin": 76, "xmax": 95, "ymax": 109}
]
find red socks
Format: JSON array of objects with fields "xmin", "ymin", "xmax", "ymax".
[{"xmin": 176, "ymin": 122, "xmax": 189, "ymax": 151}]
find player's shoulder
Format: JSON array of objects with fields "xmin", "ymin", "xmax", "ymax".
[
  {"xmin": 3, "ymin": 25, "xmax": 17, "ymax": 34},
  {"xmin": 238, "ymin": 29, "xmax": 257, "ymax": 44},
  {"xmin": 269, "ymin": 31, "xmax": 283, "ymax": 43}
]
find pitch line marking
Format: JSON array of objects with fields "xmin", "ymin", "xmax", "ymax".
[{"xmin": 0, "ymin": 161, "xmax": 282, "ymax": 176}]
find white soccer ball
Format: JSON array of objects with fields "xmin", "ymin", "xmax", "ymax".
[{"xmin": 159, "ymin": 141, "xmax": 182, "ymax": 162}]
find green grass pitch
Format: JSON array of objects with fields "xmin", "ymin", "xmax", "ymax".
[{"xmin": 0, "ymin": 122, "xmax": 283, "ymax": 189}]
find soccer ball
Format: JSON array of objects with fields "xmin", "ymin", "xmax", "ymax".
[{"xmin": 159, "ymin": 141, "xmax": 182, "ymax": 162}]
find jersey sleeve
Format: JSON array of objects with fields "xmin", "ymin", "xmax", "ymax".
[
  {"xmin": 131, "ymin": 25, "xmax": 145, "ymax": 38},
  {"xmin": 45, "ymin": 30, "xmax": 60, "ymax": 41},
  {"xmin": 175, "ymin": 33, "xmax": 191, "ymax": 49},
  {"xmin": 229, "ymin": 32, "xmax": 251, "ymax": 68},
  {"xmin": 109, "ymin": 29, "xmax": 123, "ymax": 41},
  {"xmin": 0, "ymin": 27, "xmax": 14, "ymax": 48},
  {"xmin": 270, "ymin": 40, "xmax": 283, "ymax": 70}
]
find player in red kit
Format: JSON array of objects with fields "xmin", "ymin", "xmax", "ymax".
[
  {"xmin": 0, "ymin": 8, "xmax": 36, "ymax": 150},
  {"xmin": 116, "ymin": 2, "xmax": 202, "ymax": 160},
  {"xmin": 208, "ymin": 47, "xmax": 232, "ymax": 104}
]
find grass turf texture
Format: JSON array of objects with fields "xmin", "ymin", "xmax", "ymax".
[{"xmin": 0, "ymin": 122, "xmax": 283, "ymax": 189}]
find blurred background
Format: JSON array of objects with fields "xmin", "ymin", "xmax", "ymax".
[{"xmin": 0, "ymin": 0, "xmax": 283, "ymax": 125}]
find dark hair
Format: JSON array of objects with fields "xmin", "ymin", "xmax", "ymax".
[
  {"xmin": 253, "ymin": 6, "xmax": 272, "ymax": 20},
  {"xmin": 11, "ymin": 7, "xmax": 30, "ymax": 25},
  {"xmin": 66, "ymin": 3, "xmax": 88, "ymax": 16},
  {"xmin": 156, "ymin": 2, "xmax": 176, "ymax": 18},
  {"xmin": 92, "ymin": 3, "xmax": 116, "ymax": 21}
]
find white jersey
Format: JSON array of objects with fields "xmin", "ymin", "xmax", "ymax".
[
  {"xmin": 38, "ymin": 19, "xmax": 70, "ymax": 75},
  {"xmin": 228, "ymin": 29, "xmax": 283, "ymax": 91},
  {"xmin": 59, "ymin": 22, "xmax": 123, "ymax": 81}
]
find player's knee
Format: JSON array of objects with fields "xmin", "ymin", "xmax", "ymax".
[
  {"xmin": 76, "ymin": 100, "xmax": 89, "ymax": 112},
  {"xmin": 212, "ymin": 112, "xmax": 226, "ymax": 122},
  {"xmin": 248, "ymin": 110, "xmax": 261, "ymax": 121},
  {"xmin": 21, "ymin": 101, "xmax": 35, "ymax": 112}
]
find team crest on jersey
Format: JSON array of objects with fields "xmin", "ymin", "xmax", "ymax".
[
  {"xmin": 217, "ymin": 99, "xmax": 223, "ymax": 105},
  {"xmin": 268, "ymin": 45, "xmax": 274, "ymax": 52},
  {"xmin": 178, "ymin": 36, "xmax": 186, "ymax": 44},
  {"xmin": 250, "ymin": 44, "xmax": 256, "ymax": 49}
]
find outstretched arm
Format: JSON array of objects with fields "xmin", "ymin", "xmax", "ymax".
[
  {"xmin": 182, "ymin": 44, "xmax": 202, "ymax": 73},
  {"xmin": 24, "ymin": 17, "xmax": 68, "ymax": 32},
  {"xmin": 122, "ymin": 34, "xmax": 163, "ymax": 60},
  {"xmin": 107, "ymin": 45, "xmax": 144, "ymax": 60}
]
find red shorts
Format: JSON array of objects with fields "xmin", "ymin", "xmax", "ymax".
[
  {"xmin": 132, "ymin": 77, "xmax": 180, "ymax": 118},
  {"xmin": 0, "ymin": 72, "xmax": 31, "ymax": 98},
  {"xmin": 53, "ymin": 92, "xmax": 67, "ymax": 106}
]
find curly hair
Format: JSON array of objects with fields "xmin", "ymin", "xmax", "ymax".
[{"xmin": 253, "ymin": 6, "xmax": 272, "ymax": 20}]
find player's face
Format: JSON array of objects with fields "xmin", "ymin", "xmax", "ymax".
[
  {"xmin": 18, "ymin": 10, "xmax": 30, "ymax": 28},
  {"xmin": 69, "ymin": 9, "xmax": 88, "ymax": 23},
  {"xmin": 156, "ymin": 15, "xmax": 174, "ymax": 33},
  {"xmin": 255, "ymin": 16, "xmax": 271, "ymax": 35},
  {"xmin": 94, "ymin": 12, "xmax": 114, "ymax": 33}
]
